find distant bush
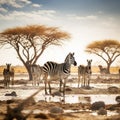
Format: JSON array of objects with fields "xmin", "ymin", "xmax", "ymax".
[{"xmin": 91, "ymin": 101, "xmax": 105, "ymax": 111}]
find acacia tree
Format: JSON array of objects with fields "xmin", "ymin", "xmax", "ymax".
[
  {"xmin": 85, "ymin": 40, "xmax": 120, "ymax": 73},
  {"xmin": 0, "ymin": 25, "xmax": 70, "ymax": 80}
]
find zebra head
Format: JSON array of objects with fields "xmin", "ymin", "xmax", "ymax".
[
  {"xmin": 65, "ymin": 52, "xmax": 77, "ymax": 66},
  {"xmin": 87, "ymin": 59, "xmax": 92, "ymax": 74},
  {"xmin": 6, "ymin": 63, "xmax": 11, "ymax": 70},
  {"xmin": 87, "ymin": 59, "xmax": 92, "ymax": 68}
]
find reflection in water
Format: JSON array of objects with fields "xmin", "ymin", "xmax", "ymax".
[
  {"xmin": 91, "ymin": 110, "xmax": 119, "ymax": 116},
  {"xmin": 39, "ymin": 94, "xmax": 118, "ymax": 104},
  {"xmin": 0, "ymin": 88, "xmax": 119, "ymax": 105}
]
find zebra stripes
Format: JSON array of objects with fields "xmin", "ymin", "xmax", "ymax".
[
  {"xmin": 3, "ymin": 64, "xmax": 14, "ymax": 88},
  {"xmin": 43, "ymin": 52, "xmax": 77, "ymax": 95},
  {"xmin": 31, "ymin": 64, "xmax": 43, "ymax": 86},
  {"xmin": 78, "ymin": 60, "xmax": 92, "ymax": 88}
]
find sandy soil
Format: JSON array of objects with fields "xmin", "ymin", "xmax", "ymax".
[{"xmin": 0, "ymin": 77, "xmax": 120, "ymax": 120}]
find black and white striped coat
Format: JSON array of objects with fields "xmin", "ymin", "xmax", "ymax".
[
  {"xmin": 3, "ymin": 64, "xmax": 14, "ymax": 88},
  {"xmin": 43, "ymin": 52, "xmax": 77, "ymax": 95},
  {"xmin": 78, "ymin": 59, "xmax": 92, "ymax": 88},
  {"xmin": 31, "ymin": 64, "xmax": 43, "ymax": 86}
]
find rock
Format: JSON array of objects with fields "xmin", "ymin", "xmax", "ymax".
[
  {"xmin": 49, "ymin": 106, "xmax": 64, "ymax": 114},
  {"xmin": 108, "ymin": 86, "xmax": 119, "ymax": 94},
  {"xmin": 5, "ymin": 91, "xmax": 17, "ymax": 96},
  {"xmin": 34, "ymin": 113, "xmax": 49, "ymax": 119},
  {"xmin": 115, "ymin": 96, "xmax": 120, "ymax": 104},
  {"xmin": 91, "ymin": 101, "xmax": 105, "ymax": 111},
  {"xmin": 65, "ymin": 87, "xmax": 72, "ymax": 91},
  {"xmin": 11, "ymin": 91, "xmax": 17, "ymax": 96},
  {"xmin": 6, "ymin": 100, "xmax": 15, "ymax": 104},
  {"xmin": 97, "ymin": 107, "xmax": 107, "ymax": 115},
  {"xmin": 52, "ymin": 91, "xmax": 62, "ymax": 97}
]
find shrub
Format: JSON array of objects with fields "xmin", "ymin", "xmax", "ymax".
[{"xmin": 91, "ymin": 101, "xmax": 105, "ymax": 111}]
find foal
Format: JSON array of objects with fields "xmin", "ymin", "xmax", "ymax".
[{"xmin": 78, "ymin": 60, "xmax": 92, "ymax": 88}]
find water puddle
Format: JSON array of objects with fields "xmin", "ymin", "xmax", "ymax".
[
  {"xmin": 91, "ymin": 110, "xmax": 119, "ymax": 116},
  {"xmin": 34, "ymin": 93, "xmax": 119, "ymax": 104},
  {"xmin": 0, "ymin": 87, "xmax": 119, "ymax": 105}
]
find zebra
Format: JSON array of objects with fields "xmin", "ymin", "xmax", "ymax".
[
  {"xmin": 98, "ymin": 65, "xmax": 107, "ymax": 74},
  {"xmin": 43, "ymin": 52, "xmax": 77, "ymax": 95},
  {"xmin": 30, "ymin": 64, "xmax": 43, "ymax": 86},
  {"xmin": 3, "ymin": 64, "xmax": 15, "ymax": 88},
  {"xmin": 78, "ymin": 59, "xmax": 92, "ymax": 88}
]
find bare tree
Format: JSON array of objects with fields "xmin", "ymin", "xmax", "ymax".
[
  {"xmin": 85, "ymin": 40, "xmax": 120, "ymax": 73},
  {"xmin": 0, "ymin": 25, "xmax": 70, "ymax": 80}
]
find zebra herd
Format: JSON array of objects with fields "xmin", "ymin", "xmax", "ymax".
[
  {"xmin": 30, "ymin": 52, "xmax": 77, "ymax": 95},
  {"xmin": 3, "ymin": 52, "xmax": 119, "ymax": 95},
  {"xmin": 30, "ymin": 52, "xmax": 91, "ymax": 95}
]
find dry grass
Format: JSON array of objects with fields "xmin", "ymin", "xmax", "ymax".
[{"xmin": 0, "ymin": 65, "xmax": 119, "ymax": 74}]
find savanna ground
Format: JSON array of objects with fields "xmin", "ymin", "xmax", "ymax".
[{"xmin": 0, "ymin": 71, "xmax": 120, "ymax": 120}]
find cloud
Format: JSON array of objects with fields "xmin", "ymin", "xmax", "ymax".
[
  {"xmin": 0, "ymin": 7, "xmax": 8, "ymax": 12},
  {"xmin": 32, "ymin": 3, "xmax": 41, "ymax": 8},
  {"xmin": 0, "ymin": 10, "xmax": 56, "ymax": 23},
  {"xmin": 0, "ymin": 0, "xmax": 31, "ymax": 8},
  {"xmin": 20, "ymin": 0, "xmax": 31, "ymax": 4},
  {"xmin": 67, "ymin": 14, "xmax": 97, "ymax": 20}
]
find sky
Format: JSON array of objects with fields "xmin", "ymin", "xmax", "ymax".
[{"xmin": 0, "ymin": 0, "xmax": 120, "ymax": 66}]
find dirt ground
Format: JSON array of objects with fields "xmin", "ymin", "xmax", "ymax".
[{"xmin": 0, "ymin": 77, "xmax": 120, "ymax": 120}]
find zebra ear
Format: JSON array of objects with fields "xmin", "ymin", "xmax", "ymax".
[{"xmin": 72, "ymin": 52, "xmax": 74, "ymax": 55}]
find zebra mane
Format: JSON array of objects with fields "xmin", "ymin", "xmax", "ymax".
[{"xmin": 64, "ymin": 52, "xmax": 73, "ymax": 62}]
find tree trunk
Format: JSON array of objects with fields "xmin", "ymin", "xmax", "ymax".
[
  {"xmin": 24, "ymin": 63, "xmax": 32, "ymax": 81},
  {"xmin": 107, "ymin": 63, "xmax": 111, "ymax": 74}
]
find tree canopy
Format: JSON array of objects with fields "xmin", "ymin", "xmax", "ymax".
[
  {"xmin": 0, "ymin": 25, "xmax": 70, "ymax": 79},
  {"xmin": 85, "ymin": 40, "xmax": 120, "ymax": 73}
]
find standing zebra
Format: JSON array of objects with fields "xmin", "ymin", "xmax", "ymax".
[
  {"xmin": 31, "ymin": 64, "xmax": 43, "ymax": 86},
  {"xmin": 3, "ymin": 64, "xmax": 14, "ymax": 88},
  {"xmin": 43, "ymin": 52, "xmax": 77, "ymax": 95},
  {"xmin": 78, "ymin": 59, "xmax": 92, "ymax": 88}
]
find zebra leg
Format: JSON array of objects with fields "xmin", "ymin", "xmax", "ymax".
[
  {"xmin": 63, "ymin": 79, "xmax": 66, "ymax": 96},
  {"xmin": 81, "ymin": 75, "xmax": 85, "ymax": 87},
  {"xmin": 81, "ymin": 76, "xmax": 83, "ymax": 87},
  {"xmin": 83, "ymin": 74, "xmax": 85, "ymax": 87},
  {"xmin": 44, "ymin": 80, "xmax": 48, "ymax": 95},
  {"xmin": 78, "ymin": 75, "xmax": 80, "ymax": 88},
  {"xmin": 59, "ymin": 79, "xmax": 62, "ymax": 92},
  {"xmin": 11, "ymin": 77, "xmax": 14, "ymax": 85},
  {"xmin": 8, "ymin": 77, "xmax": 10, "ymax": 88},
  {"xmin": 43, "ymin": 74, "xmax": 48, "ymax": 95},
  {"xmin": 48, "ymin": 81, "xmax": 51, "ymax": 94},
  {"xmin": 6, "ymin": 78, "xmax": 9, "ymax": 88},
  {"xmin": 4, "ymin": 77, "xmax": 7, "ymax": 88},
  {"xmin": 88, "ymin": 75, "xmax": 90, "ymax": 87}
]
